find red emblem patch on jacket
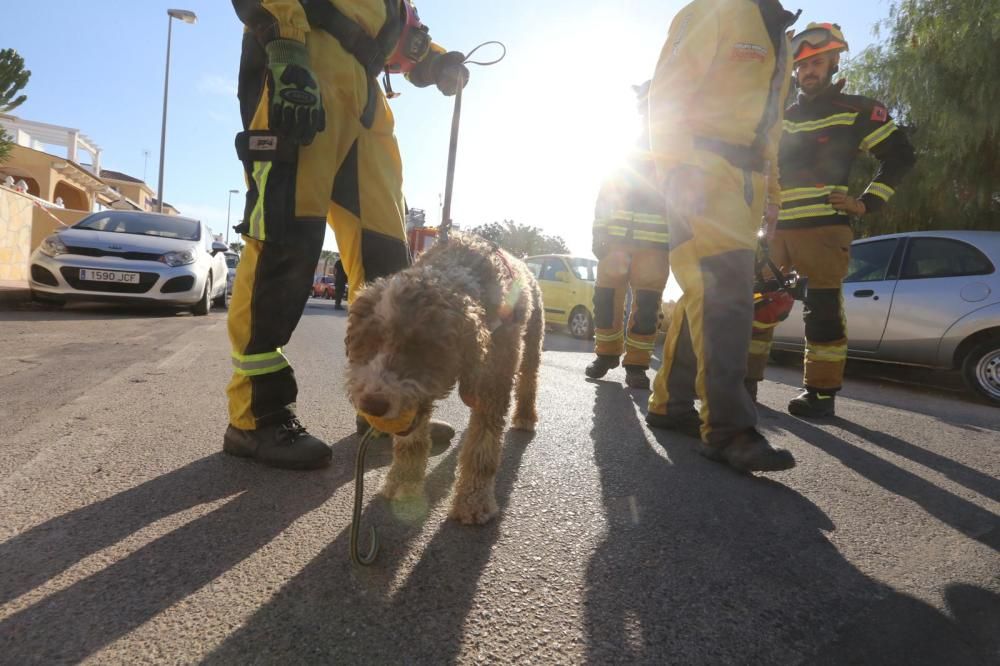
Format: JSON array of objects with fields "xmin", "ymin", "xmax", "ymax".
[{"xmin": 871, "ymin": 105, "xmax": 888, "ymax": 122}]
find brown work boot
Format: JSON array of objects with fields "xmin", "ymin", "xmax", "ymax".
[
  {"xmin": 585, "ymin": 354, "xmax": 620, "ymax": 379},
  {"xmin": 624, "ymin": 365, "xmax": 651, "ymax": 390},
  {"xmin": 355, "ymin": 414, "xmax": 456, "ymax": 448},
  {"xmin": 699, "ymin": 429, "xmax": 796, "ymax": 473},
  {"xmin": 223, "ymin": 417, "xmax": 332, "ymax": 470},
  {"xmin": 645, "ymin": 409, "xmax": 702, "ymax": 439}
]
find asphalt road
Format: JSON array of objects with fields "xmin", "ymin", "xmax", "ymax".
[{"xmin": 1, "ymin": 298, "xmax": 998, "ymax": 665}]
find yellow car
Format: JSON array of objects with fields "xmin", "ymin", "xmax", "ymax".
[{"xmin": 524, "ymin": 254, "xmax": 597, "ymax": 339}]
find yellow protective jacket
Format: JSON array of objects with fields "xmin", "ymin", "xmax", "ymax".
[
  {"xmin": 648, "ymin": 0, "xmax": 796, "ymax": 205},
  {"xmin": 232, "ymin": 0, "xmax": 448, "ymax": 82}
]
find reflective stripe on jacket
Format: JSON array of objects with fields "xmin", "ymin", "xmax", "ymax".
[
  {"xmin": 777, "ymin": 82, "xmax": 916, "ymax": 229},
  {"xmin": 593, "ymin": 150, "xmax": 670, "ymax": 250}
]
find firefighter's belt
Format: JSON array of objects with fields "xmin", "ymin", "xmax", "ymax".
[{"xmin": 694, "ymin": 136, "xmax": 765, "ymax": 173}]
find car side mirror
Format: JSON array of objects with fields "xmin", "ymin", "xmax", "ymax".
[
  {"xmin": 554, "ymin": 270, "xmax": 571, "ymax": 283},
  {"xmin": 211, "ymin": 241, "xmax": 229, "ymax": 255}
]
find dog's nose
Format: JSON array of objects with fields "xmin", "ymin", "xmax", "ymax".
[{"xmin": 359, "ymin": 393, "xmax": 390, "ymax": 417}]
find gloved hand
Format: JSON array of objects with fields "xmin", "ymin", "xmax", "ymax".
[
  {"xmin": 829, "ymin": 192, "xmax": 866, "ymax": 217},
  {"xmin": 592, "ymin": 239, "xmax": 610, "ymax": 260},
  {"xmin": 432, "ymin": 51, "xmax": 470, "ymax": 96},
  {"xmin": 264, "ymin": 39, "xmax": 325, "ymax": 145},
  {"xmin": 665, "ymin": 166, "xmax": 707, "ymax": 220},
  {"xmin": 763, "ymin": 203, "xmax": 780, "ymax": 240}
]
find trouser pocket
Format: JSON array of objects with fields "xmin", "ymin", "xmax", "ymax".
[{"xmin": 235, "ymin": 130, "xmax": 299, "ymax": 243}]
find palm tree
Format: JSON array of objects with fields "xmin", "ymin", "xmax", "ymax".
[{"xmin": 319, "ymin": 250, "xmax": 337, "ymax": 275}]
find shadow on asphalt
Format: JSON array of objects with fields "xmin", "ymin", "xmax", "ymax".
[
  {"xmin": 583, "ymin": 383, "xmax": 997, "ymax": 664},
  {"xmin": 0, "ymin": 443, "xmax": 360, "ymax": 662},
  {"xmin": 201, "ymin": 428, "xmax": 534, "ymax": 664},
  {"xmin": 761, "ymin": 406, "xmax": 1000, "ymax": 552},
  {"xmin": 0, "ymin": 300, "xmax": 204, "ymax": 322},
  {"xmin": 542, "ymin": 330, "xmax": 593, "ymax": 353}
]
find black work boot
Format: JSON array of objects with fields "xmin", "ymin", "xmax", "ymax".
[
  {"xmin": 624, "ymin": 365, "xmax": 651, "ymax": 390},
  {"xmin": 223, "ymin": 417, "xmax": 332, "ymax": 470},
  {"xmin": 355, "ymin": 414, "xmax": 456, "ymax": 448},
  {"xmin": 788, "ymin": 390, "xmax": 836, "ymax": 418},
  {"xmin": 745, "ymin": 378, "xmax": 760, "ymax": 403},
  {"xmin": 645, "ymin": 409, "xmax": 702, "ymax": 439},
  {"xmin": 585, "ymin": 354, "xmax": 620, "ymax": 379},
  {"xmin": 699, "ymin": 429, "xmax": 796, "ymax": 473}
]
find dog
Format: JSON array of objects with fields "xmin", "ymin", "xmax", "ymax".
[{"xmin": 345, "ymin": 232, "xmax": 543, "ymax": 525}]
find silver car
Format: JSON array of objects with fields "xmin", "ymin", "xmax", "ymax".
[
  {"xmin": 29, "ymin": 210, "xmax": 230, "ymax": 315},
  {"xmin": 772, "ymin": 230, "xmax": 1000, "ymax": 404}
]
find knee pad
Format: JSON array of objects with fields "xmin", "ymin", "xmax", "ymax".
[
  {"xmin": 593, "ymin": 287, "xmax": 616, "ymax": 329},
  {"xmin": 630, "ymin": 289, "xmax": 662, "ymax": 336},
  {"xmin": 804, "ymin": 288, "xmax": 845, "ymax": 342}
]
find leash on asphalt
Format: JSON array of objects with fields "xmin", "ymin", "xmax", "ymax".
[
  {"xmin": 351, "ymin": 42, "xmax": 506, "ymax": 567},
  {"xmin": 350, "ymin": 426, "xmax": 380, "ymax": 566},
  {"xmin": 438, "ymin": 41, "xmax": 506, "ymax": 245}
]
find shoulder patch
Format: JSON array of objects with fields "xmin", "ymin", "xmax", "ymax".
[
  {"xmin": 871, "ymin": 105, "xmax": 888, "ymax": 122},
  {"xmin": 730, "ymin": 42, "xmax": 768, "ymax": 62}
]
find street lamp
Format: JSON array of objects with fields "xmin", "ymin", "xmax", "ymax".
[
  {"xmin": 225, "ymin": 188, "xmax": 240, "ymax": 244},
  {"xmin": 156, "ymin": 8, "xmax": 197, "ymax": 214}
]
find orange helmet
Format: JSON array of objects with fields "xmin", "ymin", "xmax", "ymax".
[
  {"xmin": 753, "ymin": 290, "xmax": 795, "ymax": 333},
  {"xmin": 791, "ymin": 23, "xmax": 849, "ymax": 64}
]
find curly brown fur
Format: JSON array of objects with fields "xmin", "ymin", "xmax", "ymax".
[{"xmin": 346, "ymin": 232, "xmax": 543, "ymax": 524}]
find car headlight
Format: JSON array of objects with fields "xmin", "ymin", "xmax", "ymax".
[
  {"xmin": 39, "ymin": 234, "xmax": 68, "ymax": 257},
  {"xmin": 159, "ymin": 249, "xmax": 197, "ymax": 267}
]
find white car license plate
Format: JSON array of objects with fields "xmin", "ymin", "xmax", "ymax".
[{"xmin": 79, "ymin": 269, "xmax": 140, "ymax": 284}]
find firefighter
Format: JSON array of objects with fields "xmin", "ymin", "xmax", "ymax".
[
  {"xmin": 332, "ymin": 257, "xmax": 348, "ymax": 310},
  {"xmin": 224, "ymin": 0, "xmax": 468, "ymax": 469},
  {"xmin": 645, "ymin": 0, "xmax": 799, "ymax": 473},
  {"xmin": 744, "ymin": 23, "xmax": 916, "ymax": 417},
  {"xmin": 586, "ymin": 81, "xmax": 671, "ymax": 391}
]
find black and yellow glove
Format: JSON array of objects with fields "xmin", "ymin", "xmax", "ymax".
[{"xmin": 264, "ymin": 39, "xmax": 325, "ymax": 145}]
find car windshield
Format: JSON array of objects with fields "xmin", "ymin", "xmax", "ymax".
[
  {"xmin": 568, "ymin": 257, "xmax": 597, "ymax": 282},
  {"xmin": 74, "ymin": 213, "xmax": 201, "ymax": 241}
]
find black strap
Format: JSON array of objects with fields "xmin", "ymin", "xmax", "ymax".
[
  {"xmin": 693, "ymin": 136, "xmax": 766, "ymax": 172},
  {"xmin": 749, "ymin": 2, "xmax": 800, "ymax": 162},
  {"xmin": 298, "ymin": 0, "xmax": 401, "ymax": 79}
]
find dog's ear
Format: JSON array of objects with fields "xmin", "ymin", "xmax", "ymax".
[
  {"xmin": 458, "ymin": 296, "xmax": 490, "ymax": 365},
  {"xmin": 344, "ymin": 280, "xmax": 384, "ymax": 360}
]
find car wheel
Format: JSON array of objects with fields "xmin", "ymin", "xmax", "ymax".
[
  {"xmin": 212, "ymin": 279, "xmax": 228, "ymax": 309},
  {"xmin": 961, "ymin": 339, "xmax": 1000, "ymax": 405},
  {"xmin": 192, "ymin": 278, "xmax": 212, "ymax": 316},
  {"xmin": 568, "ymin": 307, "xmax": 594, "ymax": 340}
]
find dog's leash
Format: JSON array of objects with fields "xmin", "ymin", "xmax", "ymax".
[
  {"xmin": 439, "ymin": 41, "xmax": 506, "ymax": 245},
  {"xmin": 350, "ymin": 425, "xmax": 381, "ymax": 566}
]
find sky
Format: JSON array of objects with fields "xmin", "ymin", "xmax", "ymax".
[{"xmin": 5, "ymin": 0, "xmax": 892, "ymax": 265}]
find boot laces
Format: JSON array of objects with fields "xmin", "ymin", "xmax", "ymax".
[{"xmin": 277, "ymin": 417, "xmax": 308, "ymax": 443}]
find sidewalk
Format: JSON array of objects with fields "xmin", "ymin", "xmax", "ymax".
[{"xmin": 0, "ymin": 280, "xmax": 31, "ymax": 307}]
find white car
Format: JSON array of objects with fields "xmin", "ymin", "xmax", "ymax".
[{"xmin": 29, "ymin": 210, "xmax": 230, "ymax": 315}]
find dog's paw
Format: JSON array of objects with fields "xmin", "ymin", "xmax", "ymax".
[
  {"xmin": 381, "ymin": 478, "xmax": 424, "ymax": 501},
  {"xmin": 449, "ymin": 490, "xmax": 499, "ymax": 525},
  {"xmin": 511, "ymin": 416, "xmax": 536, "ymax": 432}
]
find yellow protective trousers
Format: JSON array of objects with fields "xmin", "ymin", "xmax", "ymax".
[
  {"xmin": 593, "ymin": 246, "xmax": 670, "ymax": 368},
  {"xmin": 649, "ymin": 155, "xmax": 764, "ymax": 444},
  {"xmin": 227, "ymin": 29, "xmax": 409, "ymax": 429},
  {"xmin": 747, "ymin": 225, "xmax": 853, "ymax": 392}
]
